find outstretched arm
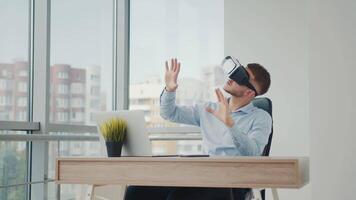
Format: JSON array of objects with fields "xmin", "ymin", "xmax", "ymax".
[{"xmin": 160, "ymin": 58, "xmax": 201, "ymax": 126}]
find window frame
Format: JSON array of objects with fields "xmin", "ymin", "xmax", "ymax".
[{"xmin": 0, "ymin": 0, "xmax": 202, "ymax": 199}]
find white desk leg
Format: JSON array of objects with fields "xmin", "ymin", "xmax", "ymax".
[
  {"xmin": 271, "ymin": 188, "xmax": 279, "ymax": 200},
  {"xmin": 90, "ymin": 185, "xmax": 96, "ymax": 200},
  {"xmin": 90, "ymin": 184, "xmax": 104, "ymax": 200},
  {"xmin": 252, "ymin": 189, "xmax": 262, "ymax": 200},
  {"xmin": 90, "ymin": 184, "xmax": 127, "ymax": 200}
]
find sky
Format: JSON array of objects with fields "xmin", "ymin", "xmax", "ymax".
[{"xmin": 0, "ymin": 0, "xmax": 224, "ymax": 99}]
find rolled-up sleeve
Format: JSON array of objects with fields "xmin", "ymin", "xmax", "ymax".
[
  {"xmin": 228, "ymin": 111, "xmax": 272, "ymax": 156},
  {"xmin": 159, "ymin": 88, "xmax": 201, "ymax": 126}
]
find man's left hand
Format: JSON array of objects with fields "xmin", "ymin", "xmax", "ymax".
[{"xmin": 206, "ymin": 88, "xmax": 235, "ymax": 128}]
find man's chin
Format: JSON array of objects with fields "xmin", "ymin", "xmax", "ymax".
[
  {"xmin": 223, "ymin": 87, "xmax": 243, "ymax": 97},
  {"xmin": 223, "ymin": 87, "xmax": 232, "ymax": 95}
]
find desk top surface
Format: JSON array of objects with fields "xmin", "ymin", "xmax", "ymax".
[
  {"xmin": 57, "ymin": 156, "xmax": 308, "ymax": 162},
  {"xmin": 56, "ymin": 156, "xmax": 309, "ymax": 188}
]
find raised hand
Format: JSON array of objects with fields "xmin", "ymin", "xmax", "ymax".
[
  {"xmin": 165, "ymin": 58, "xmax": 181, "ymax": 92},
  {"xmin": 206, "ymin": 88, "xmax": 235, "ymax": 127}
]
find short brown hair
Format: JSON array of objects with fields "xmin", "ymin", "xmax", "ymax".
[{"xmin": 247, "ymin": 63, "xmax": 271, "ymax": 96}]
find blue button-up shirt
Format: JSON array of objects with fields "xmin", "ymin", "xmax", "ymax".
[{"xmin": 160, "ymin": 89, "xmax": 272, "ymax": 156}]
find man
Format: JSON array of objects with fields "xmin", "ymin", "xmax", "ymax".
[{"xmin": 125, "ymin": 57, "xmax": 272, "ymax": 200}]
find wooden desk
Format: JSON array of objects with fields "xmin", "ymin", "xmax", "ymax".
[{"xmin": 55, "ymin": 156, "xmax": 309, "ymax": 189}]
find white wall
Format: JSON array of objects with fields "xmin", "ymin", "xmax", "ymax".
[
  {"xmin": 226, "ymin": 0, "xmax": 356, "ymax": 199},
  {"xmin": 225, "ymin": 1, "xmax": 310, "ymax": 199},
  {"xmin": 309, "ymin": 0, "xmax": 356, "ymax": 199}
]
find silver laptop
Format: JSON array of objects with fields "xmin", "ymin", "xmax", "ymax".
[{"xmin": 93, "ymin": 110, "xmax": 152, "ymax": 156}]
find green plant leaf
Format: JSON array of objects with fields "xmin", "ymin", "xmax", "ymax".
[{"xmin": 99, "ymin": 118, "xmax": 127, "ymax": 142}]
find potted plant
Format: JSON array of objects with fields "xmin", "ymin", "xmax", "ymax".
[{"xmin": 99, "ymin": 118, "xmax": 127, "ymax": 157}]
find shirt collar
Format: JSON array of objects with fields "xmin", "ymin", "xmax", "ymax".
[{"xmin": 227, "ymin": 98, "xmax": 255, "ymax": 114}]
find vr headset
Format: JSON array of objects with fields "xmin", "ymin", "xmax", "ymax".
[{"xmin": 221, "ymin": 56, "xmax": 258, "ymax": 96}]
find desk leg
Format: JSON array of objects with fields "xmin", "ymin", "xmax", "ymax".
[
  {"xmin": 90, "ymin": 185, "xmax": 99, "ymax": 200},
  {"xmin": 252, "ymin": 189, "xmax": 262, "ymax": 200},
  {"xmin": 252, "ymin": 188, "xmax": 279, "ymax": 200},
  {"xmin": 90, "ymin": 185, "xmax": 95, "ymax": 200},
  {"xmin": 271, "ymin": 188, "xmax": 279, "ymax": 200},
  {"xmin": 90, "ymin": 184, "xmax": 127, "ymax": 200}
]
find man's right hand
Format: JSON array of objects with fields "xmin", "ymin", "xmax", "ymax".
[{"xmin": 165, "ymin": 58, "xmax": 181, "ymax": 92}]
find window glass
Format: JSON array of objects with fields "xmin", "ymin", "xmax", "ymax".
[
  {"xmin": 0, "ymin": 0, "xmax": 29, "ymax": 121},
  {"xmin": 129, "ymin": 0, "xmax": 224, "ymax": 127},
  {"xmin": 50, "ymin": 0, "xmax": 113, "ymax": 125},
  {"xmin": 0, "ymin": 137, "xmax": 28, "ymax": 200}
]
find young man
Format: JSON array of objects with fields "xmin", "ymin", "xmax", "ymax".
[{"xmin": 125, "ymin": 58, "xmax": 272, "ymax": 200}]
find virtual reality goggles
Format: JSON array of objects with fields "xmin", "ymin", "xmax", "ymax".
[{"xmin": 221, "ymin": 56, "xmax": 258, "ymax": 95}]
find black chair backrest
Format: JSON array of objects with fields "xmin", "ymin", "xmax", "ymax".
[
  {"xmin": 252, "ymin": 97, "xmax": 273, "ymax": 156},
  {"xmin": 251, "ymin": 97, "xmax": 273, "ymax": 200}
]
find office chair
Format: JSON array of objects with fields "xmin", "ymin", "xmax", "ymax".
[{"xmin": 251, "ymin": 97, "xmax": 277, "ymax": 200}]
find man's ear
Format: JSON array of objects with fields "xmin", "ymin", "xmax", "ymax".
[{"xmin": 246, "ymin": 90, "xmax": 255, "ymax": 98}]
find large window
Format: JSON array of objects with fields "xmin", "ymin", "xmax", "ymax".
[
  {"xmin": 129, "ymin": 0, "xmax": 224, "ymax": 128},
  {"xmin": 46, "ymin": 0, "xmax": 115, "ymax": 199},
  {"xmin": 50, "ymin": 0, "xmax": 113, "ymax": 125},
  {"xmin": 0, "ymin": 0, "xmax": 30, "ymax": 122},
  {"xmin": 1, "ymin": 1, "xmax": 216, "ymax": 199},
  {"xmin": 0, "ymin": 0, "xmax": 29, "ymax": 198},
  {"xmin": 129, "ymin": 0, "xmax": 223, "ymax": 156}
]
